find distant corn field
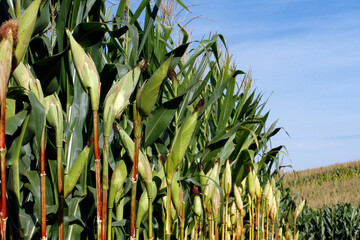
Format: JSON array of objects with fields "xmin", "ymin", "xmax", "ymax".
[{"xmin": 282, "ymin": 161, "xmax": 360, "ymax": 208}]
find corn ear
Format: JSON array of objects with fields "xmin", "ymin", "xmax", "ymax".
[
  {"xmin": 294, "ymin": 200, "xmax": 305, "ymax": 220},
  {"xmin": 233, "ymin": 184, "xmax": 243, "ymax": 212},
  {"xmin": 203, "ymin": 161, "xmax": 219, "ymax": 204},
  {"xmin": 171, "ymin": 171, "xmax": 183, "ymax": 217},
  {"xmin": 136, "ymin": 56, "xmax": 173, "ymax": 119},
  {"xmin": 194, "ymin": 194, "xmax": 202, "ymax": 217},
  {"xmin": 118, "ymin": 127, "xmax": 152, "ymax": 183},
  {"xmin": 270, "ymin": 195, "xmax": 277, "ymax": 221},
  {"xmin": 136, "ymin": 190, "xmax": 149, "ymax": 228},
  {"xmin": 44, "ymin": 93, "xmax": 63, "ymax": 147},
  {"xmin": 64, "ymin": 143, "xmax": 91, "ymax": 197},
  {"xmin": 108, "ymin": 160, "xmax": 127, "ymax": 208},
  {"xmin": 167, "ymin": 109, "xmax": 198, "ymax": 179},
  {"xmin": 248, "ymin": 167, "xmax": 255, "ymax": 199},
  {"xmin": 254, "ymin": 174, "xmax": 261, "ymax": 200},
  {"xmin": 263, "ymin": 180, "xmax": 271, "ymax": 200},
  {"xmin": 198, "ymin": 165, "xmax": 207, "ymax": 192},
  {"xmin": 12, "ymin": 62, "xmax": 31, "ymax": 88},
  {"xmin": 13, "ymin": 0, "xmax": 41, "ymax": 66},
  {"xmin": 66, "ymin": 29, "xmax": 100, "ymax": 110},
  {"xmin": 12, "ymin": 62, "xmax": 44, "ymax": 103},
  {"xmin": 211, "ymin": 186, "xmax": 221, "ymax": 219},
  {"xmin": 0, "ymin": 20, "xmax": 17, "ymax": 102},
  {"xmin": 223, "ymin": 159, "xmax": 232, "ymax": 197},
  {"xmin": 103, "ymin": 61, "xmax": 145, "ymax": 136},
  {"xmin": 230, "ymin": 201, "xmax": 236, "ymax": 226}
]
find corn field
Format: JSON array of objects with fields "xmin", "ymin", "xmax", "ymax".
[
  {"xmin": 0, "ymin": 0, "xmax": 305, "ymax": 239},
  {"xmin": 296, "ymin": 203, "xmax": 360, "ymax": 239}
]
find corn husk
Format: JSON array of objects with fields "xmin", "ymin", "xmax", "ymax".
[
  {"xmin": 66, "ymin": 29, "xmax": 100, "ymax": 111},
  {"xmin": 108, "ymin": 160, "xmax": 127, "ymax": 207},
  {"xmin": 136, "ymin": 56, "xmax": 173, "ymax": 119},
  {"xmin": 0, "ymin": 20, "xmax": 17, "ymax": 102},
  {"xmin": 14, "ymin": 0, "xmax": 41, "ymax": 66},
  {"xmin": 203, "ymin": 161, "xmax": 220, "ymax": 204},
  {"xmin": 12, "ymin": 62, "xmax": 44, "ymax": 103},
  {"xmin": 233, "ymin": 184, "xmax": 243, "ymax": 212},
  {"xmin": 103, "ymin": 61, "xmax": 145, "ymax": 136},
  {"xmin": 118, "ymin": 128, "xmax": 152, "ymax": 184},
  {"xmin": 44, "ymin": 93, "xmax": 63, "ymax": 147},
  {"xmin": 64, "ymin": 144, "xmax": 91, "ymax": 197},
  {"xmin": 167, "ymin": 109, "xmax": 198, "ymax": 179},
  {"xmin": 222, "ymin": 159, "xmax": 232, "ymax": 197},
  {"xmin": 294, "ymin": 200, "xmax": 305, "ymax": 220}
]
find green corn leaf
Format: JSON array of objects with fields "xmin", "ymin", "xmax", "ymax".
[{"xmin": 144, "ymin": 94, "xmax": 184, "ymax": 147}]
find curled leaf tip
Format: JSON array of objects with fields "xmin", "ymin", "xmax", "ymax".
[{"xmin": 194, "ymin": 98, "xmax": 205, "ymax": 112}]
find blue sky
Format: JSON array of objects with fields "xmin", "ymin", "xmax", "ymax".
[{"xmin": 185, "ymin": 0, "xmax": 360, "ymax": 170}]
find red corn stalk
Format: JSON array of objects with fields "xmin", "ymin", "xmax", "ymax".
[
  {"xmin": 130, "ymin": 104, "xmax": 141, "ymax": 240},
  {"xmin": 57, "ymin": 146, "xmax": 64, "ymax": 240},
  {"xmin": 40, "ymin": 128, "xmax": 46, "ymax": 239},
  {"xmin": 93, "ymin": 110, "xmax": 102, "ymax": 239},
  {"xmin": 0, "ymin": 97, "xmax": 7, "ymax": 240},
  {"xmin": 101, "ymin": 136, "xmax": 109, "ymax": 240}
]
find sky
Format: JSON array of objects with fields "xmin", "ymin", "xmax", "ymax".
[{"xmin": 183, "ymin": 0, "xmax": 360, "ymax": 170}]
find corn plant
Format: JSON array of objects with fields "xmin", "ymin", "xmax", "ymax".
[{"xmin": 0, "ymin": 0, "xmax": 297, "ymax": 239}]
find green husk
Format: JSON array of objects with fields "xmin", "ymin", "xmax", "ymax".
[
  {"xmin": 167, "ymin": 110, "xmax": 198, "ymax": 179},
  {"xmin": 12, "ymin": 62, "xmax": 44, "ymax": 102},
  {"xmin": 117, "ymin": 127, "xmax": 152, "ymax": 184},
  {"xmin": 171, "ymin": 171, "xmax": 183, "ymax": 217},
  {"xmin": 203, "ymin": 161, "xmax": 219, "ymax": 204},
  {"xmin": 233, "ymin": 184, "xmax": 243, "ymax": 212},
  {"xmin": 108, "ymin": 160, "xmax": 127, "ymax": 207},
  {"xmin": 66, "ymin": 29, "xmax": 100, "ymax": 111},
  {"xmin": 223, "ymin": 159, "xmax": 232, "ymax": 197},
  {"xmin": 14, "ymin": 0, "xmax": 41, "ymax": 66},
  {"xmin": 136, "ymin": 56, "xmax": 173, "ymax": 119},
  {"xmin": 64, "ymin": 144, "xmax": 91, "ymax": 197},
  {"xmin": 103, "ymin": 61, "xmax": 145, "ymax": 136},
  {"xmin": 0, "ymin": 20, "xmax": 17, "ymax": 102},
  {"xmin": 44, "ymin": 93, "xmax": 63, "ymax": 146}
]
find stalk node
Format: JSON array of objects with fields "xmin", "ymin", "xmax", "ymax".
[{"xmin": 40, "ymin": 172, "xmax": 46, "ymax": 177}]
